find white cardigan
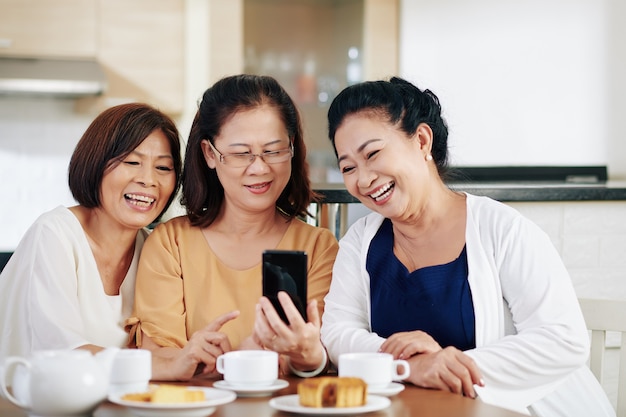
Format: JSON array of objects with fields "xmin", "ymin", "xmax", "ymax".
[{"xmin": 321, "ymin": 194, "xmax": 614, "ymax": 417}]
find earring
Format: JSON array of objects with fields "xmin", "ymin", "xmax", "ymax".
[{"xmin": 426, "ymin": 154, "xmax": 433, "ymax": 161}]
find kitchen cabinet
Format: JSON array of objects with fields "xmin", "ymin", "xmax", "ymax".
[
  {"xmin": 0, "ymin": 0, "xmax": 97, "ymax": 58},
  {"xmin": 0, "ymin": 0, "xmax": 185, "ymax": 114},
  {"xmin": 96, "ymin": 0, "xmax": 185, "ymax": 114}
]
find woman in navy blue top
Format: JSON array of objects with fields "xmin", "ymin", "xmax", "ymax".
[
  {"xmin": 320, "ymin": 77, "xmax": 615, "ymax": 417},
  {"xmin": 368, "ymin": 219, "xmax": 476, "ymax": 351}
]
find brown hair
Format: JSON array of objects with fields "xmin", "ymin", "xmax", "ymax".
[
  {"xmin": 182, "ymin": 74, "xmax": 317, "ymax": 227},
  {"xmin": 68, "ymin": 102, "xmax": 182, "ymax": 220}
]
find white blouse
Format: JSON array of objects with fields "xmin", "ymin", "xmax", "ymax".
[{"xmin": 0, "ymin": 206, "xmax": 147, "ymax": 361}]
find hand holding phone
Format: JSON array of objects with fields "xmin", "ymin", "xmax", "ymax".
[{"xmin": 262, "ymin": 250, "xmax": 308, "ymax": 324}]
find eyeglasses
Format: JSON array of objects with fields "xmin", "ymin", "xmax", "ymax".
[{"xmin": 208, "ymin": 141, "xmax": 294, "ymax": 168}]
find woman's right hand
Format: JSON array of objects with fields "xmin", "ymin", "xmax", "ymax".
[
  {"xmin": 379, "ymin": 330, "xmax": 442, "ymax": 359},
  {"xmin": 404, "ymin": 346, "xmax": 484, "ymax": 398},
  {"xmin": 145, "ymin": 310, "xmax": 239, "ymax": 381},
  {"xmin": 182, "ymin": 310, "xmax": 240, "ymax": 378}
]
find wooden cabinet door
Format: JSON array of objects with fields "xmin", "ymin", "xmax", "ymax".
[
  {"xmin": 0, "ymin": 0, "xmax": 97, "ymax": 58},
  {"xmin": 97, "ymin": 0, "xmax": 184, "ymax": 114}
]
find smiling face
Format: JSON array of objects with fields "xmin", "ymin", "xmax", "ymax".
[
  {"xmin": 201, "ymin": 105, "xmax": 292, "ymax": 215},
  {"xmin": 99, "ymin": 129, "xmax": 176, "ymax": 230},
  {"xmin": 334, "ymin": 112, "xmax": 434, "ymax": 221}
]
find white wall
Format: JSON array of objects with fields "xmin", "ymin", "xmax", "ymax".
[
  {"xmin": 509, "ymin": 201, "xmax": 626, "ymax": 300},
  {"xmin": 399, "ymin": 0, "xmax": 626, "ymax": 178},
  {"xmin": 0, "ymin": 97, "xmax": 90, "ymax": 251}
]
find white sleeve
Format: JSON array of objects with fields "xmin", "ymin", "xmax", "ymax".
[
  {"xmin": 321, "ymin": 218, "xmax": 386, "ymax": 366},
  {"xmin": 465, "ymin": 209, "xmax": 591, "ymax": 410},
  {"xmin": 5, "ymin": 218, "xmax": 91, "ymax": 354}
]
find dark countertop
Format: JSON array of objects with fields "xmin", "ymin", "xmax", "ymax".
[
  {"xmin": 313, "ymin": 181, "xmax": 626, "ymax": 203},
  {"xmin": 3, "ymin": 182, "xmax": 622, "ymax": 260}
]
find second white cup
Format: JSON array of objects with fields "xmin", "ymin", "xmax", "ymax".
[
  {"xmin": 216, "ymin": 350, "xmax": 278, "ymax": 387},
  {"xmin": 338, "ymin": 352, "xmax": 410, "ymax": 389},
  {"xmin": 108, "ymin": 349, "xmax": 152, "ymax": 396}
]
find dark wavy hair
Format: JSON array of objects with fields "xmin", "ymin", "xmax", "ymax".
[
  {"xmin": 182, "ymin": 74, "xmax": 317, "ymax": 227},
  {"xmin": 327, "ymin": 76, "xmax": 452, "ymax": 181},
  {"xmin": 68, "ymin": 102, "xmax": 182, "ymax": 221}
]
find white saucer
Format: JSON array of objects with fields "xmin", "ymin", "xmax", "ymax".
[
  {"xmin": 108, "ymin": 386, "xmax": 236, "ymax": 417},
  {"xmin": 367, "ymin": 382, "xmax": 405, "ymax": 397},
  {"xmin": 212, "ymin": 379, "xmax": 289, "ymax": 397},
  {"xmin": 269, "ymin": 394, "xmax": 390, "ymax": 415}
]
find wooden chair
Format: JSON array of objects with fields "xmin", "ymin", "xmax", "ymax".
[{"xmin": 578, "ymin": 298, "xmax": 626, "ymax": 416}]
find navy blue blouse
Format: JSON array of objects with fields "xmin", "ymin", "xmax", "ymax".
[{"xmin": 367, "ymin": 219, "xmax": 476, "ymax": 351}]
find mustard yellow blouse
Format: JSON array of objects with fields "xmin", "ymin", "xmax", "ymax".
[{"xmin": 127, "ymin": 215, "xmax": 338, "ymax": 349}]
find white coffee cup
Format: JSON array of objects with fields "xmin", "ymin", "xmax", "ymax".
[
  {"xmin": 338, "ymin": 352, "xmax": 410, "ymax": 389},
  {"xmin": 108, "ymin": 349, "xmax": 152, "ymax": 395},
  {"xmin": 216, "ymin": 350, "xmax": 278, "ymax": 387}
]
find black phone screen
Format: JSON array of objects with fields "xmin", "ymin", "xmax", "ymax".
[{"xmin": 262, "ymin": 250, "xmax": 307, "ymax": 324}]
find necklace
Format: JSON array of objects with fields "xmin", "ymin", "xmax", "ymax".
[{"xmin": 394, "ymin": 238, "xmax": 417, "ymax": 272}]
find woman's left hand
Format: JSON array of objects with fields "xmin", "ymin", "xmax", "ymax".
[
  {"xmin": 404, "ymin": 347, "xmax": 484, "ymax": 398},
  {"xmin": 254, "ymin": 291, "xmax": 326, "ymax": 371}
]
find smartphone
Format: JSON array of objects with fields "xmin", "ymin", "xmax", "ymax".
[{"xmin": 262, "ymin": 250, "xmax": 308, "ymax": 324}]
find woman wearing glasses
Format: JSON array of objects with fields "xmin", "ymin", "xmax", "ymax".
[{"xmin": 127, "ymin": 74, "xmax": 339, "ymax": 381}]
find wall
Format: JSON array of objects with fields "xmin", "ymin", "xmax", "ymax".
[
  {"xmin": 0, "ymin": 97, "xmax": 91, "ymax": 251},
  {"xmin": 509, "ymin": 201, "xmax": 626, "ymax": 300},
  {"xmin": 399, "ymin": 0, "xmax": 626, "ymax": 179}
]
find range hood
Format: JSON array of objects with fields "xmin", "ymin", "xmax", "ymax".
[{"xmin": 0, "ymin": 57, "xmax": 107, "ymax": 97}]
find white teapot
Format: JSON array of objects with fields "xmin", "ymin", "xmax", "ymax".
[{"xmin": 0, "ymin": 349, "xmax": 109, "ymax": 416}]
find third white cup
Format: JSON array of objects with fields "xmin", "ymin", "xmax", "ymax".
[{"xmin": 338, "ymin": 352, "xmax": 410, "ymax": 389}]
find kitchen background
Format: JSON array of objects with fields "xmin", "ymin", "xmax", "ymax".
[
  {"xmin": 1, "ymin": 0, "xmax": 626, "ymax": 300},
  {"xmin": 1, "ymin": 0, "xmax": 625, "ymax": 406}
]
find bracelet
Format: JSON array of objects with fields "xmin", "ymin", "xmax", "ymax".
[{"xmin": 288, "ymin": 347, "xmax": 328, "ymax": 378}]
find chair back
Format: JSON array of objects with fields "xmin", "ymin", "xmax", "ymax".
[
  {"xmin": 579, "ymin": 298, "xmax": 626, "ymax": 416},
  {"xmin": 0, "ymin": 252, "xmax": 12, "ymax": 273}
]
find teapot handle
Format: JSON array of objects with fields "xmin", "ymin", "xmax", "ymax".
[{"xmin": 0, "ymin": 357, "xmax": 31, "ymax": 409}]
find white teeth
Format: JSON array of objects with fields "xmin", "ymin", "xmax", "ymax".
[
  {"xmin": 125, "ymin": 193, "xmax": 155, "ymax": 203},
  {"xmin": 370, "ymin": 182, "xmax": 394, "ymax": 201},
  {"xmin": 125, "ymin": 194, "xmax": 155, "ymax": 207}
]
